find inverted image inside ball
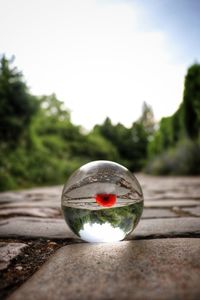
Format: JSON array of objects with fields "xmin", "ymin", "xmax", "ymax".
[{"xmin": 61, "ymin": 160, "xmax": 143, "ymax": 243}]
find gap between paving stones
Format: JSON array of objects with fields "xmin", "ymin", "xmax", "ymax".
[
  {"xmin": 0, "ymin": 238, "xmax": 82, "ymax": 299},
  {"xmin": 0, "ymin": 242, "xmax": 27, "ymax": 271}
]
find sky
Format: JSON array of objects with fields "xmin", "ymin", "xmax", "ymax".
[{"xmin": 0, "ymin": 0, "xmax": 200, "ymax": 129}]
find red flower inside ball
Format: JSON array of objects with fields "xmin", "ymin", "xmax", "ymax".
[{"xmin": 95, "ymin": 194, "xmax": 116, "ymax": 207}]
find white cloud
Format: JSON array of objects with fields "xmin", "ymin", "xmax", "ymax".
[
  {"xmin": 79, "ymin": 222, "xmax": 125, "ymax": 242},
  {"xmin": 0, "ymin": 0, "xmax": 186, "ymax": 129}
]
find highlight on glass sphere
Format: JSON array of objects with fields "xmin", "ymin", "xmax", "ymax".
[{"xmin": 61, "ymin": 160, "xmax": 143, "ymax": 243}]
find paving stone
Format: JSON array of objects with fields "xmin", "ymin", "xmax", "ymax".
[
  {"xmin": 0, "ymin": 242, "xmax": 27, "ymax": 270},
  {"xmin": 0, "ymin": 201, "xmax": 60, "ymax": 209},
  {"xmin": 132, "ymin": 217, "xmax": 200, "ymax": 238},
  {"xmin": 0, "ymin": 193, "xmax": 25, "ymax": 204},
  {"xmin": 8, "ymin": 239, "xmax": 200, "ymax": 300},
  {"xmin": 181, "ymin": 206, "xmax": 200, "ymax": 217},
  {"xmin": 0, "ymin": 216, "xmax": 199, "ymax": 240},
  {"xmin": 0, "ymin": 217, "xmax": 75, "ymax": 239},
  {"xmin": 142, "ymin": 187, "xmax": 200, "ymax": 200},
  {"xmin": 138, "ymin": 174, "xmax": 200, "ymax": 200},
  {"xmin": 142, "ymin": 208, "xmax": 176, "ymax": 218},
  {"xmin": 0, "ymin": 207, "xmax": 61, "ymax": 218},
  {"xmin": 146, "ymin": 194, "xmax": 200, "ymax": 200},
  {"xmin": 0, "ymin": 186, "xmax": 62, "ymax": 203},
  {"xmin": 144, "ymin": 199, "xmax": 200, "ymax": 208}
]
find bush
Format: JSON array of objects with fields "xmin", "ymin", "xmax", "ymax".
[{"xmin": 145, "ymin": 139, "xmax": 200, "ymax": 175}]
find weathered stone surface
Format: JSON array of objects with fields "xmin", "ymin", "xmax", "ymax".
[
  {"xmin": 132, "ymin": 217, "xmax": 200, "ymax": 238},
  {"xmin": 0, "ymin": 217, "xmax": 76, "ymax": 239},
  {"xmin": 144, "ymin": 192, "xmax": 200, "ymax": 200},
  {"xmin": 145, "ymin": 199, "xmax": 200, "ymax": 208},
  {"xmin": 0, "ymin": 242, "xmax": 27, "ymax": 270},
  {"xmin": 0, "ymin": 207, "xmax": 61, "ymax": 218},
  {"xmin": 0, "ymin": 216, "xmax": 199, "ymax": 240},
  {"xmin": 181, "ymin": 206, "xmax": 200, "ymax": 217},
  {"xmin": 137, "ymin": 174, "xmax": 200, "ymax": 200},
  {"xmin": 0, "ymin": 186, "xmax": 62, "ymax": 203},
  {"xmin": 0, "ymin": 200, "xmax": 60, "ymax": 209},
  {"xmin": 8, "ymin": 239, "xmax": 200, "ymax": 300},
  {"xmin": 142, "ymin": 208, "xmax": 177, "ymax": 218}
]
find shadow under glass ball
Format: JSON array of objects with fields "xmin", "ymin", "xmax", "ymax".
[{"xmin": 61, "ymin": 160, "xmax": 143, "ymax": 243}]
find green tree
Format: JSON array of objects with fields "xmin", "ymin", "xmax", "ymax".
[
  {"xmin": 94, "ymin": 102, "xmax": 154, "ymax": 171},
  {"xmin": 0, "ymin": 55, "xmax": 38, "ymax": 144},
  {"xmin": 146, "ymin": 63, "xmax": 200, "ymax": 175},
  {"xmin": 138, "ymin": 102, "xmax": 155, "ymax": 136},
  {"xmin": 171, "ymin": 105, "xmax": 184, "ymax": 143},
  {"xmin": 183, "ymin": 63, "xmax": 200, "ymax": 139},
  {"xmin": 129, "ymin": 102, "xmax": 155, "ymax": 169}
]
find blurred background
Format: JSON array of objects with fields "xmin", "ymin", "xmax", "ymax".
[{"xmin": 0, "ymin": 0, "xmax": 200, "ymax": 191}]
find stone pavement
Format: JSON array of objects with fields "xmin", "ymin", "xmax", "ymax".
[{"xmin": 0, "ymin": 174, "xmax": 200, "ymax": 299}]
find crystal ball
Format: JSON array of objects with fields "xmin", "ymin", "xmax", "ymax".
[{"xmin": 61, "ymin": 160, "xmax": 143, "ymax": 243}]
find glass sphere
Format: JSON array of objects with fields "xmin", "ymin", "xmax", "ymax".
[{"xmin": 61, "ymin": 160, "xmax": 143, "ymax": 243}]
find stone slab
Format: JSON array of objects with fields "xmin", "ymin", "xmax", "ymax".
[
  {"xmin": 0, "ymin": 217, "xmax": 199, "ymax": 240},
  {"xmin": 0, "ymin": 207, "xmax": 61, "ymax": 218},
  {"xmin": 0, "ymin": 186, "xmax": 62, "ymax": 203},
  {"xmin": 138, "ymin": 174, "xmax": 200, "ymax": 200},
  {"xmin": 144, "ymin": 199, "xmax": 200, "ymax": 208},
  {"xmin": 8, "ymin": 239, "xmax": 200, "ymax": 300},
  {"xmin": 181, "ymin": 206, "xmax": 200, "ymax": 217},
  {"xmin": 0, "ymin": 201, "xmax": 60, "ymax": 209},
  {"xmin": 0, "ymin": 242, "xmax": 27, "ymax": 270},
  {"xmin": 142, "ymin": 208, "xmax": 177, "ymax": 218},
  {"xmin": 0, "ymin": 217, "xmax": 75, "ymax": 239},
  {"xmin": 132, "ymin": 217, "xmax": 200, "ymax": 238}
]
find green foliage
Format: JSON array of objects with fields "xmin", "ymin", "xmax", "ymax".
[
  {"xmin": 0, "ymin": 55, "xmax": 38, "ymax": 144},
  {"xmin": 148, "ymin": 117, "xmax": 173, "ymax": 157},
  {"xmin": 147, "ymin": 63, "xmax": 200, "ymax": 175},
  {"xmin": 94, "ymin": 102, "xmax": 155, "ymax": 171},
  {"xmin": 0, "ymin": 55, "xmax": 119, "ymax": 191},
  {"xmin": 171, "ymin": 105, "xmax": 184, "ymax": 143},
  {"xmin": 183, "ymin": 64, "xmax": 200, "ymax": 139},
  {"xmin": 138, "ymin": 102, "xmax": 155, "ymax": 136},
  {"xmin": 1, "ymin": 54, "xmax": 199, "ymax": 191},
  {"xmin": 146, "ymin": 139, "xmax": 200, "ymax": 175}
]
